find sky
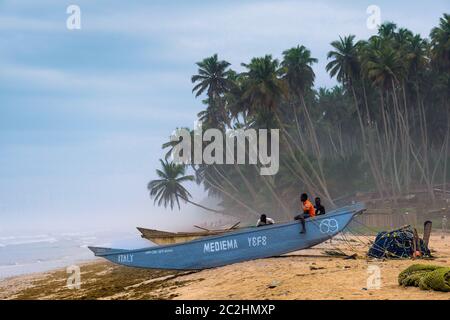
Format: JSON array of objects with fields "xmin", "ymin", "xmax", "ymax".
[{"xmin": 0, "ymin": 0, "xmax": 448, "ymax": 234}]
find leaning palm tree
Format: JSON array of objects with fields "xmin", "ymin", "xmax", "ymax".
[
  {"xmin": 364, "ymin": 46, "xmax": 405, "ymax": 90},
  {"xmin": 326, "ymin": 35, "xmax": 364, "ymax": 136},
  {"xmin": 430, "ymin": 13, "xmax": 450, "ymax": 70},
  {"xmin": 148, "ymin": 159, "xmax": 222, "ymax": 213},
  {"xmin": 327, "ymin": 35, "xmax": 388, "ymax": 198},
  {"xmin": 281, "ymin": 45, "xmax": 335, "ymax": 206},
  {"xmin": 191, "ymin": 54, "xmax": 233, "ymax": 127},
  {"xmin": 281, "ymin": 45, "xmax": 318, "ymax": 97}
]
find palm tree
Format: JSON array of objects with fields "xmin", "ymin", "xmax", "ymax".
[
  {"xmin": 155, "ymin": 16, "xmax": 450, "ymax": 219},
  {"xmin": 161, "ymin": 127, "xmax": 193, "ymax": 160},
  {"xmin": 326, "ymin": 35, "xmax": 359, "ymax": 87},
  {"xmin": 395, "ymin": 28, "xmax": 414, "ymax": 51},
  {"xmin": 405, "ymin": 34, "xmax": 429, "ymax": 78},
  {"xmin": 192, "ymin": 54, "xmax": 233, "ymax": 128},
  {"xmin": 238, "ymin": 55, "xmax": 296, "ymax": 214},
  {"xmin": 364, "ymin": 46, "xmax": 405, "ymax": 89},
  {"xmin": 281, "ymin": 45, "xmax": 318, "ymax": 97},
  {"xmin": 378, "ymin": 21, "xmax": 397, "ymax": 39},
  {"xmin": 191, "ymin": 54, "xmax": 232, "ymax": 98},
  {"xmin": 148, "ymin": 159, "xmax": 222, "ymax": 213},
  {"xmin": 240, "ymin": 55, "xmax": 286, "ymax": 115},
  {"xmin": 280, "ymin": 45, "xmax": 335, "ymax": 204},
  {"xmin": 325, "ymin": 36, "xmax": 387, "ymax": 198},
  {"xmin": 430, "ymin": 14, "xmax": 450, "ymax": 71}
]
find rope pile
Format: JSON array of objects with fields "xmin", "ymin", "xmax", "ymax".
[{"xmin": 399, "ymin": 264, "xmax": 450, "ymax": 292}]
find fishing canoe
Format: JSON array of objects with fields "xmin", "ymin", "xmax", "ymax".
[
  {"xmin": 137, "ymin": 223, "xmax": 241, "ymax": 245},
  {"xmin": 89, "ymin": 203, "xmax": 365, "ymax": 270}
]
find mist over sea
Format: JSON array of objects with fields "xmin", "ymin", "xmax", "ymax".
[{"xmin": 0, "ymin": 230, "xmax": 153, "ymax": 279}]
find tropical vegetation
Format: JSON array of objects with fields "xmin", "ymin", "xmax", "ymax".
[{"xmin": 148, "ymin": 15, "xmax": 450, "ymax": 221}]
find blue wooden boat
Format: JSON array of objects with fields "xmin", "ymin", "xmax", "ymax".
[{"xmin": 89, "ymin": 203, "xmax": 365, "ymax": 270}]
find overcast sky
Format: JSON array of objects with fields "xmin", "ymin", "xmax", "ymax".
[{"xmin": 0, "ymin": 0, "xmax": 448, "ymax": 234}]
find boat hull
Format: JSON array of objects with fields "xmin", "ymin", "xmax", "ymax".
[{"xmin": 89, "ymin": 203, "xmax": 364, "ymax": 270}]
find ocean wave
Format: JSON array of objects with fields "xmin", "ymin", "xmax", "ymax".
[
  {"xmin": 59, "ymin": 232, "xmax": 86, "ymax": 237},
  {"xmin": 1, "ymin": 234, "xmax": 50, "ymax": 239},
  {"xmin": 1, "ymin": 237, "xmax": 58, "ymax": 247},
  {"xmin": 0, "ymin": 236, "xmax": 16, "ymax": 241}
]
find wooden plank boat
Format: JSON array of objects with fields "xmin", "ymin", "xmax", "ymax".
[
  {"xmin": 89, "ymin": 203, "xmax": 365, "ymax": 270},
  {"xmin": 137, "ymin": 223, "xmax": 241, "ymax": 245}
]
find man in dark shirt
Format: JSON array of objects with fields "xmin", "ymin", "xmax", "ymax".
[
  {"xmin": 315, "ymin": 197, "xmax": 326, "ymax": 216},
  {"xmin": 256, "ymin": 214, "xmax": 275, "ymax": 227}
]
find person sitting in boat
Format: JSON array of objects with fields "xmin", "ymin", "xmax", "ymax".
[
  {"xmin": 294, "ymin": 193, "xmax": 316, "ymax": 233},
  {"xmin": 314, "ymin": 197, "xmax": 326, "ymax": 216},
  {"xmin": 256, "ymin": 214, "xmax": 275, "ymax": 227}
]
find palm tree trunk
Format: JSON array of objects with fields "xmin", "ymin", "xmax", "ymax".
[
  {"xmin": 351, "ymin": 85, "xmax": 385, "ymax": 198},
  {"xmin": 203, "ymin": 174, "xmax": 260, "ymax": 217},
  {"xmin": 177, "ymin": 194, "xmax": 223, "ymax": 213}
]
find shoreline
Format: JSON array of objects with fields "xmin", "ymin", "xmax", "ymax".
[
  {"xmin": 1, "ymin": 235, "xmax": 449, "ymax": 300},
  {"xmin": 0, "ymin": 257, "xmax": 99, "ymax": 282}
]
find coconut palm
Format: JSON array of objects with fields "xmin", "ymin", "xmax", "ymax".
[
  {"xmin": 405, "ymin": 34, "xmax": 429, "ymax": 77},
  {"xmin": 378, "ymin": 21, "xmax": 397, "ymax": 39},
  {"xmin": 148, "ymin": 159, "xmax": 222, "ymax": 213},
  {"xmin": 326, "ymin": 35, "xmax": 360, "ymax": 87},
  {"xmin": 240, "ymin": 55, "xmax": 286, "ymax": 115},
  {"xmin": 191, "ymin": 54, "xmax": 232, "ymax": 98},
  {"xmin": 430, "ymin": 14, "xmax": 450, "ymax": 70},
  {"xmin": 155, "ymin": 15, "xmax": 450, "ymax": 220},
  {"xmin": 281, "ymin": 45, "xmax": 318, "ymax": 96},
  {"xmin": 191, "ymin": 54, "xmax": 233, "ymax": 127},
  {"xmin": 364, "ymin": 46, "xmax": 406, "ymax": 89},
  {"xmin": 395, "ymin": 28, "xmax": 414, "ymax": 49}
]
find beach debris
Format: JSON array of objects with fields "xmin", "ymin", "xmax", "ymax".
[
  {"xmin": 309, "ymin": 266, "xmax": 325, "ymax": 271},
  {"xmin": 398, "ymin": 264, "xmax": 450, "ymax": 292},
  {"xmin": 344, "ymin": 253, "xmax": 358, "ymax": 260},
  {"xmin": 267, "ymin": 280, "xmax": 281, "ymax": 288},
  {"xmin": 323, "ymin": 249, "xmax": 348, "ymax": 257},
  {"xmin": 124, "ymin": 271, "xmax": 198, "ymax": 290}
]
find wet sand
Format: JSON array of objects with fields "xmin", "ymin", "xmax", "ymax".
[{"xmin": 1, "ymin": 235, "xmax": 449, "ymax": 300}]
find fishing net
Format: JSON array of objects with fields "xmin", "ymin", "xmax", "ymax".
[
  {"xmin": 398, "ymin": 264, "xmax": 450, "ymax": 292},
  {"xmin": 367, "ymin": 226, "xmax": 430, "ymax": 259}
]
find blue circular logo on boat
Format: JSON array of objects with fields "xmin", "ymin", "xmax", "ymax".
[{"xmin": 319, "ymin": 219, "xmax": 339, "ymax": 233}]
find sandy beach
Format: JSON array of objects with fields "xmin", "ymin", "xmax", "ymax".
[{"xmin": 1, "ymin": 234, "xmax": 449, "ymax": 300}]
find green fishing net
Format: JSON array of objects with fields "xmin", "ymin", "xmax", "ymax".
[{"xmin": 398, "ymin": 264, "xmax": 450, "ymax": 292}]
